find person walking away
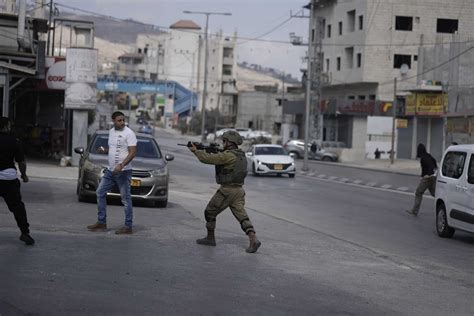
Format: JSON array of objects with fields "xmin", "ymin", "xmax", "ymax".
[
  {"xmin": 406, "ymin": 143, "xmax": 437, "ymax": 216},
  {"xmin": 310, "ymin": 141, "xmax": 318, "ymax": 159},
  {"xmin": 87, "ymin": 111, "xmax": 137, "ymax": 234},
  {"xmin": 0, "ymin": 117, "xmax": 35, "ymax": 245},
  {"xmin": 189, "ymin": 130, "xmax": 261, "ymax": 253}
]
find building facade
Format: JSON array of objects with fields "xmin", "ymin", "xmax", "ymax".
[
  {"xmin": 307, "ymin": 0, "xmax": 474, "ymax": 160},
  {"xmin": 116, "ymin": 20, "xmax": 238, "ymax": 120}
]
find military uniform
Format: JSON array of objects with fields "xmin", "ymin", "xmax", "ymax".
[{"xmin": 193, "ymin": 149, "xmax": 255, "ymax": 234}]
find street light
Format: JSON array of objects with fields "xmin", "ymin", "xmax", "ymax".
[{"xmin": 183, "ymin": 10, "xmax": 232, "ymax": 142}]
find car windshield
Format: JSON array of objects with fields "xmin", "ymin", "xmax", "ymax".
[
  {"xmin": 255, "ymin": 146, "xmax": 287, "ymax": 155},
  {"xmin": 90, "ymin": 135, "xmax": 162, "ymax": 159}
]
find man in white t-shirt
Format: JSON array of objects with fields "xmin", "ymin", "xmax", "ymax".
[{"xmin": 87, "ymin": 111, "xmax": 137, "ymax": 234}]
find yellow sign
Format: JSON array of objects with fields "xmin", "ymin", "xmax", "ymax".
[
  {"xmin": 404, "ymin": 93, "xmax": 447, "ymax": 116},
  {"xmin": 396, "ymin": 119, "xmax": 408, "ymax": 128}
]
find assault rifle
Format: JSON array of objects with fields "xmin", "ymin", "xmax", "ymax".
[{"xmin": 178, "ymin": 141, "xmax": 223, "ymax": 154}]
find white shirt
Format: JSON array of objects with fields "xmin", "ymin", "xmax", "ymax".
[
  {"xmin": 108, "ymin": 126, "xmax": 137, "ymax": 171},
  {"xmin": 0, "ymin": 168, "xmax": 17, "ymax": 180}
]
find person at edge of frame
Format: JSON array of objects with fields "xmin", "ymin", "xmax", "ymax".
[{"xmin": 0, "ymin": 117, "xmax": 35, "ymax": 245}]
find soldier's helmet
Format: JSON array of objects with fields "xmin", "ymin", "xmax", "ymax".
[{"xmin": 222, "ymin": 130, "xmax": 243, "ymax": 145}]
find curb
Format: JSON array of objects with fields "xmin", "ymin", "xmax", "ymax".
[
  {"xmin": 304, "ymin": 159, "xmax": 419, "ymax": 177},
  {"xmin": 298, "ymin": 169, "xmax": 415, "ymax": 194}
]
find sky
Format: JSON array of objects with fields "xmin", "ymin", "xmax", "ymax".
[{"xmin": 53, "ymin": 0, "xmax": 310, "ymax": 78}]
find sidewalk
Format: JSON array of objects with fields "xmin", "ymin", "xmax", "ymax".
[
  {"xmin": 27, "ymin": 160, "xmax": 78, "ymax": 181},
  {"xmin": 332, "ymin": 158, "xmax": 420, "ymax": 176}
]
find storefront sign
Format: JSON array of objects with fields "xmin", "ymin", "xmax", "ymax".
[
  {"xmin": 45, "ymin": 58, "xmax": 66, "ymax": 90},
  {"xmin": 396, "ymin": 119, "xmax": 408, "ymax": 129},
  {"xmin": 405, "ymin": 93, "xmax": 447, "ymax": 116}
]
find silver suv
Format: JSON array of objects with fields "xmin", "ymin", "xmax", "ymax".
[{"xmin": 283, "ymin": 140, "xmax": 338, "ymax": 162}]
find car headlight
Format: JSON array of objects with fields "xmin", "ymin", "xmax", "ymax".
[
  {"xmin": 151, "ymin": 166, "xmax": 168, "ymax": 176},
  {"xmin": 257, "ymin": 160, "xmax": 262, "ymax": 165},
  {"xmin": 291, "ymin": 162, "xmax": 295, "ymax": 166},
  {"xmin": 84, "ymin": 160, "xmax": 103, "ymax": 174}
]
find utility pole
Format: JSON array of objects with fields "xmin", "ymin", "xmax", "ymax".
[
  {"xmin": 302, "ymin": 0, "xmax": 315, "ymax": 171},
  {"xmin": 390, "ymin": 77, "xmax": 397, "ymax": 165},
  {"xmin": 46, "ymin": 0, "xmax": 53, "ymax": 55},
  {"xmin": 184, "ymin": 10, "xmax": 232, "ymax": 142},
  {"xmin": 152, "ymin": 44, "xmax": 162, "ymax": 137}
]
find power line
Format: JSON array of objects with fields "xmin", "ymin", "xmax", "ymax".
[{"xmin": 54, "ymin": 2, "xmax": 474, "ymax": 49}]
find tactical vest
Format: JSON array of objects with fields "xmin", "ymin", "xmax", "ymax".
[{"xmin": 215, "ymin": 149, "xmax": 247, "ymax": 185}]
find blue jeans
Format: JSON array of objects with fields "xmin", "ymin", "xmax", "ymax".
[{"xmin": 96, "ymin": 169, "xmax": 133, "ymax": 228}]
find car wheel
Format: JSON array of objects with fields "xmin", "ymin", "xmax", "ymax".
[
  {"xmin": 77, "ymin": 187, "xmax": 90, "ymax": 203},
  {"xmin": 289, "ymin": 174, "xmax": 295, "ymax": 178},
  {"xmin": 155, "ymin": 199, "xmax": 168, "ymax": 208},
  {"xmin": 322, "ymin": 156, "xmax": 332, "ymax": 162},
  {"xmin": 436, "ymin": 203, "xmax": 455, "ymax": 238},
  {"xmin": 252, "ymin": 163, "xmax": 259, "ymax": 177}
]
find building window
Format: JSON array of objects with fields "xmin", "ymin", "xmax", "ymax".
[
  {"xmin": 327, "ymin": 24, "xmax": 332, "ymax": 38},
  {"xmin": 369, "ymin": 95, "xmax": 376, "ymax": 100},
  {"xmin": 393, "ymin": 54, "xmax": 412, "ymax": 69},
  {"xmin": 347, "ymin": 10, "xmax": 356, "ymax": 32},
  {"xmin": 312, "ymin": 28, "xmax": 315, "ymax": 42},
  {"xmin": 348, "ymin": 95, "xmax": 355, "ymax": 100},
  {"xmin": 337, "ymin": 57, "xmax": 341, "ymax": 71},
  {"xmin": 358, "ymin": 15, "xmax": 364, "ymax": 30},
  {"xmin": 322, "ymin": 19, "xmax": 326, "ymax": 39},
  {"xmin": 357, "ymin": 53, "xmax": 362, "ymax": 68},
  {"xmin": 413, "ymin": 55, "xmax": 418, "ymax": 61},
  {"xmin": 326, "ymin": 58, "xmax": 330, "ymax": 72},
  {"xmin": 358, "ymin": 95, "xmax": 366, "ymax": 100},
  {"xmin": 338, "ymin": 22, "xmax": 343, "ymax": 35},
  {"xmin": 395, "ymin": 16, "xmax": 413, "ymax": 31},
  {"xmin": 345, "ymin": 47, "xmax": 354, "ymax": 69},
  {"xmin": 437, "ymin": 18, "xmax": 458, "ymax": 33}
]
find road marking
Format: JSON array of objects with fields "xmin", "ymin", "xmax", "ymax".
[
  {"xmin": 397, "ymin": 187, "xmax": 410, "ymax": 192},
  {"xmin": 381, "ymin": 184, "xmax": 392, "ymax": 189}
]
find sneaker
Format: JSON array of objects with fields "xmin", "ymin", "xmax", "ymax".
[
  {"xmin": 115, "ymin": 226, "xmax": 133, "ymax": 235},
  {"xmin": 87, "ymin": 222, "xmax": 107, "ymax": 231},
  {"xmin": 405, "ymin": 209, "xmax": 418, "ymax": 216},
  {"xmin": 20, "ymin": 233, "xmax": 35, "ymax": 245}
]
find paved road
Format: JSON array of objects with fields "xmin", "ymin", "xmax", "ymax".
[{"xmin": 0, "ymin": 130, "xmax": 472, "ymax": 315}]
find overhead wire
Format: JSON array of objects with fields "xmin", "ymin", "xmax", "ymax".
[{"xmin": 53, "ymin": 2, "xmax": 474, "ymax": 48}]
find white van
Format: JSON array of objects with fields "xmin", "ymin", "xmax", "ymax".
[{"xmin": 435, "ymin": 145, "xmax": 474, "ymax": 237}]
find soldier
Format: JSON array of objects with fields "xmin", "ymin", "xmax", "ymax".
[{"xmin": 189, "ymin": 130, "xmax": 261, "ymax": 253}]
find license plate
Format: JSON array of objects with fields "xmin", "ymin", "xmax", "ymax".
[
  {"xmin": 131, "ymin": 179, "xmax": 141, "ymax": 187},
  {"xmin": 274, "ymin": 164, "xmax": 283, "ymax": 170}
]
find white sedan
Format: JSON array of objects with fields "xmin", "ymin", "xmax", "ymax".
[{"xmin": 246, "ymin": 144, "xmax": 296, "ymax": 178}]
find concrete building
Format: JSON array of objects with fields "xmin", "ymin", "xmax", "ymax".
[
  {"xmin": 116, "ymin": 20, "xmax": 238, "ymax": 120},
  {"xmin": 236, "ymin": 85, "xmax": 305, "ymax": 144},
  {"xmin": 307, "ymin": 0, "xmax": 474, "ymax": 160},
  {"xmin": 395, "ymin": 39, "xmax": 474, "ymax": 161}
]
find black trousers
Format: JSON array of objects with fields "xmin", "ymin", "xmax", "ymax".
[{"xmin": 0, "ymin": 179, "xmax": 30, "ymax": 234}]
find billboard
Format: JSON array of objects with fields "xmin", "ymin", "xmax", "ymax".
[
  {"xmin": 405, "ymin": 93, "xmax": 447, "ymax": 116},
  {"xmin": 65, "ymin": 48, "xmax": 98, "ymax": 110}
]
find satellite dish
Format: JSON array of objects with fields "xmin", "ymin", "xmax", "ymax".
[{"xmin": 400, "ymin": 64, "xmax": 410, "ymax": 76}]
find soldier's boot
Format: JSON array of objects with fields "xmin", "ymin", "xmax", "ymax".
[
  {"xmin": 196, "ymin": 228, "xmax": 216, "ymax": 246},
  {"xmin": 246, "ymin": 231, "xmax": 261, "ymax": 253}
]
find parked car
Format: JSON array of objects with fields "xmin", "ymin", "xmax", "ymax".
[
  {"xmin": 236, "ymin": 128, "xmax": 252, "ymax": 139},
  {"xmin": 215, "ymin": 128, "xmax": 236, "ymax": 139},
  {"xmin": 138, "ymin": 124, "xmax": 153, "ymax": 135},
  {"xmin": 248, "ymin": 130, "xmax": 272, "ymax": 142},
  {"xmin": 74, "ymin": 131, "xmax": 174, "ymax": 207},
  {"xmin": 434, "ymin": 144, "xmax": 474, "ymax": 238},
  {"xmin": 136, "ymin": 117, "xmax": 148, "ymax": 125},
  {"xmin": 246, "ymin": 144, "xmax": 295, "ymax": 178},
  {"xmin": 283, "ymin": 139, "xmax": 338, "ymax": 162}
]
